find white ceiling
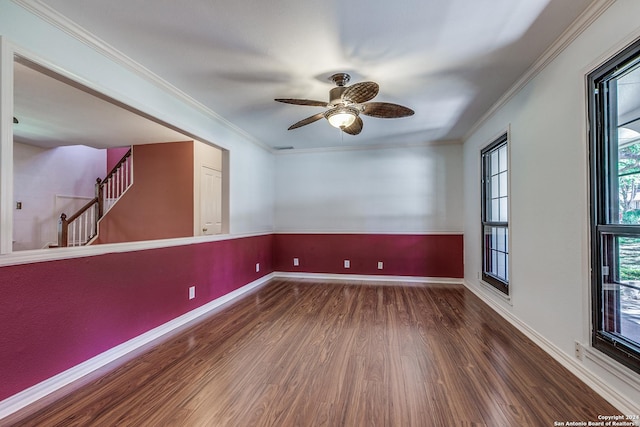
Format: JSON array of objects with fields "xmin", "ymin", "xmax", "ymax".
[
  {"xmin": 13, "ymin": 60, "xmax": 191, "ymax": 149},
  {"xmin": 19, "ymin": 0, "xmax": 596, "ymax": 150}
]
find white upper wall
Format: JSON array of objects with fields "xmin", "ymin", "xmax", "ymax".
[
  {"xmin": 275, "ymin": 143, "xmax": 463, "ymax": 233},
  {"xmin": 463, "ymin": 0, "xmax": 640, "ymax": 412},
  {"xmin": 0, "ymin": 0, "xmax": 274, "ymax": 237},
  {"xmin": 13, "ymin": 142, "xmax": 105, "ymax": 250}
]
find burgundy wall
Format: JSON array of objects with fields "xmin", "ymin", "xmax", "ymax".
[
  {"xmin": 106, "ymin": 147, "xmax": 131, "ymax": 173},
  {"xmin": 0, "ymin": 234, "xmax": 273, "ymax": 401},
  {"xmin": 0, "ymin": 232, "xmax": 463, "ymax": 403},
  {"xmin": 273, "ymin": 233, "xmax": 463, "ymax": 278}
]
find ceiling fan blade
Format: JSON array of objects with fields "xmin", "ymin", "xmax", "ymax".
[
  {"xmin": 288, "ymin": 112, "xmax": 326, "ymax": 130},
  {"xmin": 361, "ymin": 102, "xmax": 415, "ymax": 118},
  {"xmin": 341, "ymin": 82, "xmax": 379, "ymax": 104},
  {"xmin": 275, "ymin": 98, "xmax": 328, "ymax": 107},
  {"xmin": 342, "ymin": 116, "xmax": 363, "ymax": 135}
]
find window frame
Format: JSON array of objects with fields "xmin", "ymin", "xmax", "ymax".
[
  {"xmin": 588, "ymin": 37, "xmax": 640, "ymax": 374},
  {"xmin": 481, "ymin": 133, "xmax": 510, "ymax": 295}
]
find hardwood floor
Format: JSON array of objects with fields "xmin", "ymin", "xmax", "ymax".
[{"xmin": 7, "ymin": 279, "xmax": 620, "ymax": 426}]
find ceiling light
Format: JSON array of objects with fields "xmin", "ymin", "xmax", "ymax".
[{"xmin": 326, "ymin": 107, "xmax": 357, "ymax": 129}]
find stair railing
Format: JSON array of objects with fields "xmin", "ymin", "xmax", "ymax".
[{"xmin": 58, "ymin": 148, "xmax": 132, "ymax": 247}]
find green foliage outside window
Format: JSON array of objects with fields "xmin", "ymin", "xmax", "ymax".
[{"xmin": 619, "ymin": 142, "xmax": 640, "ymax": 223}]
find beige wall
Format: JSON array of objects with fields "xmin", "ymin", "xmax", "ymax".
[{"xmin": 95, "ymin": 141, "xmax": 194, "ymax": 244}]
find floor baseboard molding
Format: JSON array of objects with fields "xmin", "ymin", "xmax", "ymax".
[
  {"xmin": 463, "ymin": 279, "xmax": 640, "ymax": 416},
  {"xmin": 274, "ymin": 271, "xmax": 463, "ymax": 285},
  {"xmin": 0, "ymin": 273, "xmax": 274, "ymax": 421}
]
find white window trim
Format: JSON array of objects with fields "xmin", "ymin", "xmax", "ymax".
[{"xmin": 479, "ymin": 127, "xmax": 512, "ymax": 295}]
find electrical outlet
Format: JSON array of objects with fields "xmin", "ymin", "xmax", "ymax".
[
  {"xmin": 188, "ymin": 286, "xmax": 196, "ymax": 300},
  {"xmin": 344, "ymin": 260, "xmax": 350, "ymax": 269},
  {"xmin": 293, "ymin": 257, "xmax": 299, "ymax": 266},
  {"xmin": 574, "ymin": 341, "xmax": 583, "ymax": 360},
  {"xmin": 256, "ymin": 263, "xmax": 260, "ymax": 272},
  {"xmin": 378, "ymin": 261, "xmax": 383, "ymax": 270}
]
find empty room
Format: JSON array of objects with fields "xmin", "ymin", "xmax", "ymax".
[{"xmin": 1, "ymin": 0, "xmax": 640, "ymax": 425}]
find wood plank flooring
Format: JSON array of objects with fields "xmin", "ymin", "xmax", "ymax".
[{"xmin": 7, "ymin": 279, "xmax": 620, "ymax": 426}]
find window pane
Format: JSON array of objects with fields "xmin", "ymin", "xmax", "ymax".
[
  {"xmin": 491, "ymin": 227, "xmax": 497, "ymax": 249},
  {"xmin": 484, "ymin": 225, "xmax": 509, "ymax": 283},
  {"xmin": 499, "ymin": 197, "xmax": 508, "ymax": 222},
  {"xmin": 491, "ymin": 249, "xmax": 498, "ymax": 275},
  {"xmin": 491, "ymin": 150, "xmax": 499, "ymax": 175},
  {"xmin": 497, "ymin": 252, "xmax": 506, "ymax": 280},
  {"xmin": 601, "ymin": 234, "xmax": 640, "ymax": 347},
  {"xmin": 618, "ymin": 138, "xmax": 640, "ymax": 224},
  {"xmin": 492, "ymin": 175, "xmax": 499, "ymax": 198},
  {"xmin": 496, "ymin": 227, "xmax": 505, "ymax": 252},
  {"xmin": 499, "ymin": 146, "xmax": 507, "ymax": 172},
  {"xmin": 492, "ymin": 199, "xmax": 500, "ymax": 221},
  {"xmin": 618, "ymin": 236, "xmax": 640, "ymax": 284},
  {"xmin": 499, "ymin": 171, "xmax": 508, "ymax": 197}
]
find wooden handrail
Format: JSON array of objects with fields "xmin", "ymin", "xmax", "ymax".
[
  {"xmin": 64, "ymin": 196, "xmax": 98, "ymax": 224},
  {"xmin": 58, "ymin": 197, "xmax": 99, "ymax": 247},
  {"xmin": 102, "ymin": 148, "xmax": 132, "ymax": 187}
]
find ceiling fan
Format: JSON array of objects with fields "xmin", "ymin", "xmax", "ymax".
[{"xmin": 275, "ymin": 73, "xmax": 414, "ymax": 135}]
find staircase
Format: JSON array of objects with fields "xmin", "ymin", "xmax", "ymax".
[{"xmin": 57, "ymin": 148, "xmax": 133, "ymax": 247}]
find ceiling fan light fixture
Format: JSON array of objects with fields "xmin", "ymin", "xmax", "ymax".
[
  {"xmin": 276, "ymin": 73, "xmax": 413, "ymax": 134},
  {"xmin": 326, "ymin": 107, "xmax": 357, "ymax": 129}
]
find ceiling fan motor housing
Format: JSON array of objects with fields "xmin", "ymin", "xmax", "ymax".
[{"xmin": 329, "ymin": 87, "xmax": 348, "ymax": 105}]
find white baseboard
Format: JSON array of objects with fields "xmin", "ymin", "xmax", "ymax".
[
  {"xmin": 273, "ymin": 271, "xmax": 463, "ymax": 285},
  {"xmin": 463, "ymin": 279, "xmax": 640, "ymax": 417},
  {"xmin": 0, "ymin": 273, "xmax": 274, "ymax": 421}
]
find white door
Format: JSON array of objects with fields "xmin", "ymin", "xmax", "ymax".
[{"xmin": 200, "ymin": 166, "xmax": 222, "ymax": 235}]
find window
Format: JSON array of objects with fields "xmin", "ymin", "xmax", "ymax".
[
  {"xmin": 481, "ymin": 134, "xmax": 509, "ymax": 294},
  {"xmin": 589, "ymin": 39, "xmax": 640, "ymax": 373}
]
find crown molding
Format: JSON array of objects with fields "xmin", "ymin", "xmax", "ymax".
[
  {"xmin": 463, "ymin": 0, "xmax": 616, "ymax": 141},
  {"xmin": 11, "ymin": 0, "xmax": 272, "ymax": 153}
]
